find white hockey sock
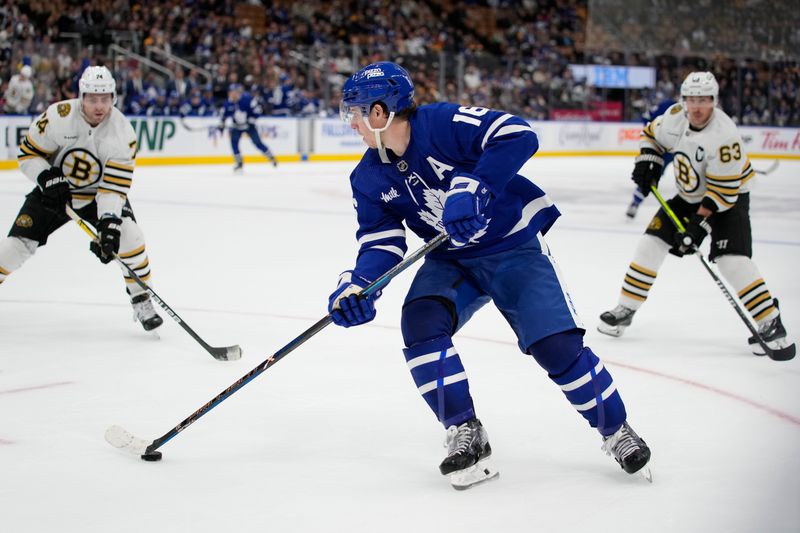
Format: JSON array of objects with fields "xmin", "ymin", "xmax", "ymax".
[
  {"xmin": 716, "ymin": 254, "xmax": 779, "ymax": 325},
  {"xmin": 0, "ymin": 237, "xmax": 38, "ymax": 285},
  {"xmin": 116, "ymin": 218, "xmax": 152, "ymax": 296},
  {"xmin": 618, "ymin": 235, "xmax": 670, "ymax": 310}
]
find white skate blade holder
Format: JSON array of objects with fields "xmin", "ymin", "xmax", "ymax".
[
  {"xmin": 448, "ymin": 458, "xmax": 500, "ymax": 490},
  {"xmin": 637, "ymin": 465, "xmax": 653, "ymax": 483},
  {"xmin": 597, "ymin": 323, "xmax": 626, "ymax": 338}
]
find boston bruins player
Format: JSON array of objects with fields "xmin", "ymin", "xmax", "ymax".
[
  {"xmin": 1, "ymin": 66, "xmax": 163, "ymax": 332},
  {"xmin": 598, "ymin": 71, "xmax": 794, "ymax": 358}
]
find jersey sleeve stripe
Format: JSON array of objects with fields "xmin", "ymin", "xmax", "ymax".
[
  {"xmin": 503, "ymin": 195, "xmax": 555, "ymax": 237},
  {"xmin": 480, "ymin": 113, "xmax": 513, "ymax": 149},
  {"xmin": 105, "ymin": 161, "xmax": 134, "ymax": 172},
  {"xmin": 22, "ymin": 138, "xmax": 50, "ymax": 158},
  {"xmin": 357, "ymin": 228, "xmax": 406, "ymax": 245},
  {"xmin": 491, "ymin": 124, "xmax": 535, "ymax": 141},
  {"xmin": 103, "ymin": 176, "xmax": 133, "ymax": 186},
  {"xmin": 365, "ymin": 244, "xmax": 405, "ymax": 258},
  {"xmin": 103, "ymin": 170, "xmax": 133, "ymax": 179},
  {"xmin": 119, "ymin": 244, "xmax": 145, "ymax": 259},
  {"xmin": 24, "ymin": 134, "xmax": 53, "ymax": 156}
]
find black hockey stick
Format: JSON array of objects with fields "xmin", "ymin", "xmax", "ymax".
[
  {"xmin": 179, "ymin": 114, "xmax": 220, "ymax": 133},
  {"xmin": 754, "ymin": 160, "xmax": 779, "ymax": 175},
  {"xmin": 104, "ymin": 232, "xmax": 449, "ymax": 460},
  {"xmin": 66, "ymin": 206, "xmax": 242, "ymax": 361},
  {"xmin": 651, "ymin": 186, "xmax": 794, "ymax": 361}
]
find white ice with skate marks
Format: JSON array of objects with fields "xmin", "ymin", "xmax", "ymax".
[{"xmin": 0, "ymin": 158, "xmax": 797, "ymax": 533}]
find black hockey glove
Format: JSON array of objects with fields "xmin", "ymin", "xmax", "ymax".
[
  {"xmin": 631, "ymin": 148, "xmax": 664, "ymax": 197},
  {"xmin": 90, "ymin": 215, "xmax": 122, "ymax": 264},
  {"xmin": 670, "ymin": 214, "xmax": 711, "ymax": 257},
  {"xmin": 36, "ymin": 166, "xmax": 71, "ymax": 210}
]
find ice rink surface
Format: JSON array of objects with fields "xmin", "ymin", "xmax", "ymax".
[{"xmin": 1, "ymin": 156, "xmax": 798, "ymax": 533}]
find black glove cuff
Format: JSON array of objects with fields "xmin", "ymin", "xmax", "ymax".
[{"xmin": 700, "ymin": 196, "xmax": 719, "ymax": 214}]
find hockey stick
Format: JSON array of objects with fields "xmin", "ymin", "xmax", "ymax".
[
  {"xmin": 65, "ymin": 205, "xmax": 242, "ymax": 362},
  {"xmin": 179, "ymin": 115, "xmax": 220, "ymax": 133},
  {"xmin": 754, "ymin": 160, "xmax": 779, "ymax": 175},
  {"xmin": 650, "ymin": 186, "xmax": 794, "ymax": 361},
  {"xmin": 104, "ymin": 232, "xmax": 449, "ymax": 460}
]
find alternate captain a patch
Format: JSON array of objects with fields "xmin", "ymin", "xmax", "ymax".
[
  {"xmin": 15, "ymin": 214, "xmax": 33, "ymax": 228},
  {"xmin": 57, "ymin": 103, "xmax": 71, "ymax": 117}
]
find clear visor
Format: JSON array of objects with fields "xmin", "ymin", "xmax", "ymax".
[{"xmin": 339, "ymin": 102, "xmax": 364, "ymax": 123}]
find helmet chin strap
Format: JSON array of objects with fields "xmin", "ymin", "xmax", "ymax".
[{"xmin": 362, "ymin": 111, "xmax": 396, "ymax": 163}]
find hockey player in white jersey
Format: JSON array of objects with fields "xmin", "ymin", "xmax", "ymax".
[
  {"xmin": 599, "ymin": 72, "xmax": 794, "ymax": 358},
  {"xmin": 0, "ymin": 66, "xmax": 163, "ymax": 332}
]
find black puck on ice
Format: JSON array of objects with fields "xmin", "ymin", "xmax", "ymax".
[{"xmin": 140, "ymin": 451, "xmax": 162, "ymax": 462}]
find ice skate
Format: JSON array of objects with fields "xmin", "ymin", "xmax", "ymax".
[
  {"xmin": 597, "ymin": 305, "xmax": 636, "ymax": 337},
  {"xmin": 748, "ymin": 300, "xmax": 795, "ymax": 359},
  {"xmin": 602, "ymin": 421, "xmax": 652, "ymax": 482},
  {"xmin": 233, "ymin": 161, "xmax": 243, "ymax": 173},
  {"xmin": 440, "ymin": 418, "xmax": 499, "ymax": 490},
  {"xmin": 270, "ymin": 156, "xmax": 278, "ymax": 168},
  {"xmin": 131, "ymin": 293, "xmax": 164, "ymax": 333},
  {"xmin": 625, "ymin": 200, "xmax": 640, "ymax": 219}
]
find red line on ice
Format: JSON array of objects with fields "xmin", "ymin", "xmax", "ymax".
[
  {"xmin": 0, "ymin": 381, "xmax": 74, "ymax": 396},
  {"xmin": 606, "ymin": 360, "xmax": 800, "ymax": 426}
]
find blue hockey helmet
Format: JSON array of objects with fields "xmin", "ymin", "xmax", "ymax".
[{"xmin": 340, "ymin": 62, "xmax": 414, "ymax": 123}]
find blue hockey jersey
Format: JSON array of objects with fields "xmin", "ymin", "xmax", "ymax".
[
  {"xmin": 220, "ymin": 92, "xmax": 262, "ymax": 130},
  {"xmin": 348, "ymin": 102, "xmax": 561, "ymax": 282}
]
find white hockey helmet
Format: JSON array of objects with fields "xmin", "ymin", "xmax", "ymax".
[
  {"xmin": 680, "ymin": 71, "xmax": 718, "ymax": 104},
  {"xmin": 79, "ymin": 66, "xmax": 117, "ymax": 104}
]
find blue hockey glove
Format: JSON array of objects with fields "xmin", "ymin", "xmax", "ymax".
[
  {"xmin": 327, "ymin": 271, "xmax": 381, "ymax": 327},
  {"xmin": 442, "ymin": 174, "xmax": 492, "ymax": 247},
  {"xmin": 670, "ymin": 213, "xmax": 710, "ymax": 257}
]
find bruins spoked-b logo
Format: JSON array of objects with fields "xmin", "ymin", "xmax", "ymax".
[
  {"xmin": 60, "ymin": 148, "xmax": 102, "ymax": 188},
  {"xmin": 672, "ymin": 151, "xmax": 700, "ymax": 194}
]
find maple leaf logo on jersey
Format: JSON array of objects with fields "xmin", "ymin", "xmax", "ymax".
[{"xmin": 418, "ymin": 188, "xmax": 446, "ymax": 231}]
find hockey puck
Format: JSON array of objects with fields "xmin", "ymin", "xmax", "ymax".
[{"xmin": 140, "ymin": 451, "xmax": 162, "ymax": 462}]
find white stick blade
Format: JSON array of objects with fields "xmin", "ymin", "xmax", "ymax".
[
  {"xmin": 104, "ymin": 425, "xmax": 152, "ymax": 456},
  {"xmin": 227, "ymin": 345, "xmax": 243, "ymax": 361}
]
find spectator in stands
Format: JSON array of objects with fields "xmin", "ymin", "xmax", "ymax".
[{"xmin": 4, "ymin": 64, "xmax": 34, "ymax": 114}]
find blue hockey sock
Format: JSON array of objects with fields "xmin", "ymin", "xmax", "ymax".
[
  {"xmin": 403, "ymin": 335, "xmax": 475, "ymax": 428},
  {"xmin": 549, "ymin": 347, "xmax": 627, "ymax": 436}
]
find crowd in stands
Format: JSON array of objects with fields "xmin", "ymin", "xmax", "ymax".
[{"xmin": 1, "ymin": 0, "xmax": 798, "ymax": 126}]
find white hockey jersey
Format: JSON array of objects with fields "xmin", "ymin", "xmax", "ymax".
[
  {"xmin": 640, "ymin": 104, "xmax": 754, "ymax": 212},
  {"xmin": 3, "ymin": 73, "xmax": 34, "ymax": 113},
  {"xmin": 17, "ymin": 99, "xmax": 137, "ymax": 217}
]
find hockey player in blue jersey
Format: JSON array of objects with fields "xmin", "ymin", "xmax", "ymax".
[
  {"xmin": 219, "ymin": 84, "xmax": 278, "ymax": 172},
  {"xmin": 626, "ymin": 98, "xmax": 676, "ymax": 218},
  {"xmin": 328, "ymin": 62, "xmax": 652, "ymax": 489}
]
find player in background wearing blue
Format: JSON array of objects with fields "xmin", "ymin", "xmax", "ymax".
[
  {"xmin": 626, "ymin": 98, "xmax": 676, "ymax": 218},
  {"xmin": 219, "ymin": 84, "xmax": 278, "ymax": 172},
  {"xmin": 328, "ymin": 62, "xmax": 652, "ymax": 489}
]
